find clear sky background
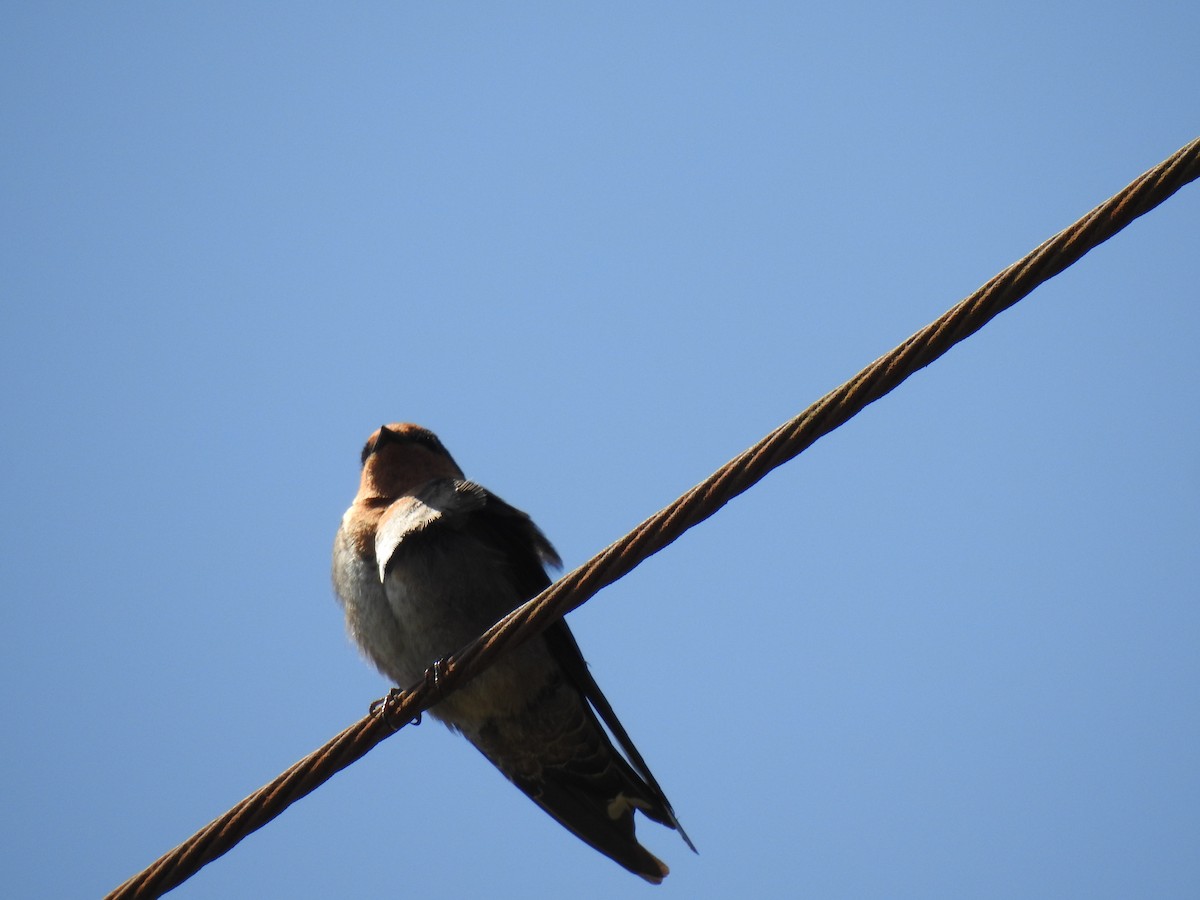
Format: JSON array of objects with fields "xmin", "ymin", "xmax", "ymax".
[{"xmin": 3, "ymin": 5, "xmax": 1198, "ymax": 899}]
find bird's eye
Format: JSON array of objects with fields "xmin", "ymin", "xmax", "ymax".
[{"xmin": 359, "ymin": 436, "xmax": 376, "ymax": 467}]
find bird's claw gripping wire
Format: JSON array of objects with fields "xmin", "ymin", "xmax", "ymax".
[
  {"xmin": 368, "ymin": 656, "xmax": 450, "ymax": 732},
  {"xmin": 369, "ymin": 687, "xmax": 417, "ymax": 731},
  {"xmin": 423, "ymin": 656, "xmax": 449, "ymax": 698}
]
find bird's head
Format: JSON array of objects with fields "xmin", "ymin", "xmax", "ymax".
[{"xmin": 357, "ymin": 423, "xmax": 464, "ymax": 502}]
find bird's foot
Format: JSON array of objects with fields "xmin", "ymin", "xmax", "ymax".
[
  {"xmin": 369, "ymin": 687, "xmax": 418, "ymax": 730},
  {"xmin": 423, "ymin": 656, "xmax": 450, "ymax": 697}
]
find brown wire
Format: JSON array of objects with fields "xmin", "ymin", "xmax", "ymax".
[{"xmin": 106, "ymin": 136, "xmax": 1200, "ymax": 899}]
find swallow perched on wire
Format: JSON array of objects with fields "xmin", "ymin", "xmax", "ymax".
[{"xmin": 332, "ymin": 423, "xmax": 692, "ymax": 882}]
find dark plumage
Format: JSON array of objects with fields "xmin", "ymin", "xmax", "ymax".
[{"xmin": 332, "ymin": 424, "xmax": 692, "ymax": 881}]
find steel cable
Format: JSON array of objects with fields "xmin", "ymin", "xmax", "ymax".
[{"xmin": 106, "ymin": 136, "xmax": 1200, "ymax": 899}]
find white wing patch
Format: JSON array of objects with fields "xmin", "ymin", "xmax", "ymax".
[
  {"xmin": 374, "ymin": 480, "xmax": 488, "ymax": 582},
  {"xmin": 607, "ymin": 792, "xmax": 653, "ymax": 820}
]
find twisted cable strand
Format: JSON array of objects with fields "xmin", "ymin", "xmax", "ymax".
[{"xmin": 106, "ymin": 136, "xmax": 1199, "ymax": 899}]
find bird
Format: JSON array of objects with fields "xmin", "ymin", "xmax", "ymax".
[{"xmin": 332, "ymin": 423, "xmax": 692, "ymax": 883}]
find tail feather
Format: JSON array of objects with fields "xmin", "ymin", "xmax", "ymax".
[
  {"xmin": 543, "ymin": 622, "xmax": 695, "ymax": 852},
  {"xmin": 512, "ymin": 767, "xmax": 671, "ymax": 883}
]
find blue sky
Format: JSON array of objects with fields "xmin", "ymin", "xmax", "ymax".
[{"xmin": 2, "ymin": 4, "xmax": 1197, "ymax": 898}]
